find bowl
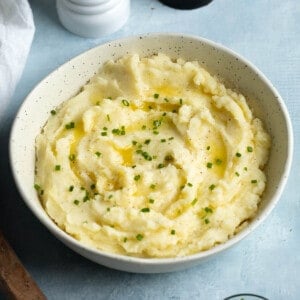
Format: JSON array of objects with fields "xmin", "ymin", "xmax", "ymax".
[{"xmin": 10, "ymin": 33, "xmax": 293, "ymax": 273}]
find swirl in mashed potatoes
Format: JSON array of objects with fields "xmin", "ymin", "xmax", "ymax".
[{"xmin": 35, "ymin": 54, "xmax": 270, "ymax": 258}]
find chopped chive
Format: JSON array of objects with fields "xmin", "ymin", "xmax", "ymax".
[
  {"xmin": 107, "ymin": 207, "xmax": 110, "ymax": 212},
  {"xmin": 34, "ymin": 184, "xmax": 41, "ymax": 191},
  {"xmin": 153, "ymin": 130, "xmax": 159, "ymax": 135},
  {"xmin": 141, "ymin": 125, "xmax": 146, "ymax": 130},
  {"xmin": 55, "ymin": 165, "xmax": 61, "ymax": 171},
  {"xmin": 215, "ymin": 159, "xmax": 222, "ymax": 165},
  {"xmin": 141, "ymin": 151, "xmax": 152, "ymax": 161},
  {"xmin": 164, "ymin": 154, "xmax": 174, "ymax": 162},
  {"xmin": 150, "ymin": 184, "xmax": 156, "ymax": 189},
  {"xmin": 180, "ymin": 185, "xmax": 185, "ymax": 190},
  {"xmin": 191, "ymin": 198, "xmax": 198, "ymax": 206},
  {"xmin": 153, "ymin": 120, "xmax": 161, "ymax": 128},
  {"xmin": 171, "ymin": 229, "xmax": 176, "ymax": 235},
  {"xmin": 251, "ymin": 179, "xmax": 258, "ymax": 184},
  {"xmin": 134, "ymin": 175, "xmax": 141, "ymax": 181},
  {"xmin": 90, "ymin": 184, "xmax": 96, "ymax": 190},
  {"xmin": 69, "ymin": 154, "xmax": 76, "ymax": 162},
  {"xmin": 108, "ymin": 194, "xmax": 113, "ymax": 199},
  {"xmin": 235, "ymin": 172, "xmax": 240, "ymax": 177},
  {"xmin": 123, "ymin": 237, "xmax": 127, "ymax": 242},
  {"xmin": 204, "ymin": 207, "xmax": 213, "ymax": 213},
  {"xmin": 101, "ymin": 132, "xmax": 107, "ymax": 136},
  {"xmin": 207, "ymin": 162, "xmax": 213, "ymax": 168},
  {"xmin": 206, "ymin": 146, "xmax": 211, "ymax": 150},
  {"xmin": 236, "ymin": 152, "xmax": 242, "ymax": 157},
  {"xmin": 204, "ymin": 218, "xmax": 210, "ymax": 224},
  {"xmin": 50, "ymin": 110, "xmax": 56, "ymax": 115},
  {"xmin": 40, "ymin": 190, "xmax": 44, "ymax": 195},
  {"xmin": 131, "ymin": 165, "xmax": 136, "ymax": 168},
  {"xmin": 172, "ymin": 109, "xmax": 177, "ymax": 113},
  {"xmin": 209, "ymin": 184, "xmax": 216, "ymax": 191},
  {"xmin": 244, "ymin": 167, "xmax": 248, "ymax": 171},
  {"xmin": 132, "ymin": 140, "xmax": 137, "ymax": 146},
  {"xmin": 168, "ymin": 137, "xmax": 174, "ymax": 141},
  {"xmin": 179, "ymin": 98, "xmax": 183, "ymax": 105},
  {"xmin": 140, "ymin": 207, "xmax": 150, "ymax": 213},
  {"xmin": 157, "ymin": 163, "xmax": 165, "ymax": 169},
  {"xmin": 187, "ymin": 182, "xmax": 193, "ymax": 187},
  {"xmin": 122, "ymin": 99, "xmax": 130, "ymax": 106},
  {"xmin": 69, "ymin": 185, "xmax": 74, "ymax": 192},
  {"xmin": 96, "ymin": 101, "xmax": 100, "ymax": 106},
  {"xmin": 148, "ymin": 106, "xmax": 153, "ymax": 110},
  {"xmin": 149, "ymin": 198, "xmax": 155, "ymax": 204},
  {"xmin": 136, "ymin": 234, "xmax": 144, "ymax": 241},
  {"xmin": 162, "ymin": 112, "xmax": 167, "ymax": 116},
  {"xmin": 95, "ymin": 151, "xmax": 101, "ymax": 157},
  {"xmin": 103, "ymin": 127, "xmax": 108, "ymax": 131},
  {"xmin": 73, "ymin": 200, "xmax": 80, "ymax": 205},
  {"xmin": 160, "ymin": 139, "xmax": 166, "ymax": 143},
  {"xmin": 107, "ymin": 96, "xmax": 112, "ymax": 100},
  {"xmin": 153, "ymin": 93, "xmax": 159, "ymax": 99},
  {"xmin": 247, "ymin": 146, "xmax": 253, "ymax": 152},
  {"xmin": 164, "ymin": 98, "xmax": 169, "ymax": 102},
  {"xmin": 106, "ymin": 114, "xmax": 110, "ymax": 121},
  {"xmin": 144, "ymin": 139, "xmax": 151, "ymax": 145},
  {"xmin": 65, "ymin": 122, "xmax": 75, "ymax": 129},
  {"xmin": 80, "ymin": 187, "xmax": 85, "ymax": 190}
]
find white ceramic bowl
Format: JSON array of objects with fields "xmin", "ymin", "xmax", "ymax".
[{"xmin": 10, "ymin": 34, "xmax": 293, "ymax": 273}]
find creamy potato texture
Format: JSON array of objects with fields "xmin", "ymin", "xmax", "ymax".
[{"xmin": 35, "ymin": 54, "xmax": 270, "ymax": 258}]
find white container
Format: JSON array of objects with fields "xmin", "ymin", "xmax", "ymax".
[{"xmin": 56, "ymin": 0, "xmax": 130, "ymax": 38}]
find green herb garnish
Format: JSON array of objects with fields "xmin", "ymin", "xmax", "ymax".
[
  {"xmin": 95, "ymin": 151, "xmax": 101, "ymax": 157},
  {"xmin": 251, "ymin": 179, "xmax": 258, "ymax": 184},
  {"xmin": 149, "ymin": 198, "xmax": 155, "ymax": 204},
  {"xmin": 144, "ymin": 139, "xmax": 151, "ymax": 145},
  {"xmin": 73, "ymin": 200, "xmax": 80, "ymax": 205},
  {"xmin": 157, "ymin": 163, "xmax": 165, "ymax": 169},
  {"xmin": 136, "ymin": 234, "xmax": 144, "ymax": 241},
  {"xmin": 140, "ymin": 208, "xmax": 150, "ymax": 213},
  {"xmin": 122, "ymin": 99, "xmax": 130, "ymax": 106},
  {"xmin": 65, "ymin": 122, "xmax": 75, "ymax": 129},
  {"xmin": 153, "ymin": 93, "xmax": 159, "ymax": 99},
  {"xmin": 207, "ymin": 162, "xmax": 213, "ymax": 168},
  {"xmin": 50, "ymin": 110, "xmax": 56, "ymax": 115},
  {"xmin": 55, "ymin": 165, "xmax": 61, "ymax": 171},
  {"xmin": 171, "ymin": 229, "xmax": 176, "ymax": 235},
  {"xmin": 215, "ymin": 159, "xmax": 222, "ymax": 165},
  {"xmin": 209, "ymin": 184, "xmax": 216, "ymax": 191},
  {"xmin": 191, "ymin": 198, "xmax": 198, "ymax": 206},
  {"xmin": 236, "ymin": 152, "xmax": 242, "ymax": 157},
  {"xmin": 247, "ymin": 146, "xmax": 253, "ymax": 152},
  {"xmin": 134, "ymin": 175, "xmax": 141, "ymax": 181},
  {"xmin": 69, "ymin": 185, "xmax": 74, "ymax": 192}
]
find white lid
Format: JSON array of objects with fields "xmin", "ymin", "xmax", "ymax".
[{"xmin": 56, "ymin": 0, "xmax": 130, "ymax": 38}]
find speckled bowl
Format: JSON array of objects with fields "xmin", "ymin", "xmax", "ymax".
[{"xmin": 10, "ymin": 33, "xmax": 293, "ymax": 273}]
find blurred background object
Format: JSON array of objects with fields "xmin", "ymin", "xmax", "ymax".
[
  {"xmin": 159, "ymin": 0, "xmax": 213, "ymax": 9},
  {"xmin": 56, "ymin": 0, "xmax": 130, "ymax": 38}
]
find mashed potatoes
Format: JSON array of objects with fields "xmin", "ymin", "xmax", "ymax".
[{"xmin": 35, "ymin": 54, "xmax": 270, "ymax": 258}]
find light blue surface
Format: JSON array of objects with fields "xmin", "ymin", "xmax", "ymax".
[{"xmin": 1, "ymin": 0, "xmax": 299, "ymax": 299}]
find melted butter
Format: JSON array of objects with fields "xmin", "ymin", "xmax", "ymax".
[
  {"xmin": 111, "ymin": 144, "xmax": 133, "ymax": 167},
  {"xmin": 206, "ymin": 134, "xmax": 227, "ymax": 177},
  {"xmin": 70, "ymin": 121, "xmax": 85, "ymax": 155},
  {"xmin": 155, "ymin": 85, "xmax": 181, "ymax": 97}
]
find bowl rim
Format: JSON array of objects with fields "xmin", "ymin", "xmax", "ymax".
[{"xmin": 9, "ymin": 32, "xmax": 294, "ymax": 266}]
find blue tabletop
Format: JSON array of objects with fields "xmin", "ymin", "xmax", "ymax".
[{"xmin": 1, "ymin": 0, "xmax": 299, "ymax": 299}]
